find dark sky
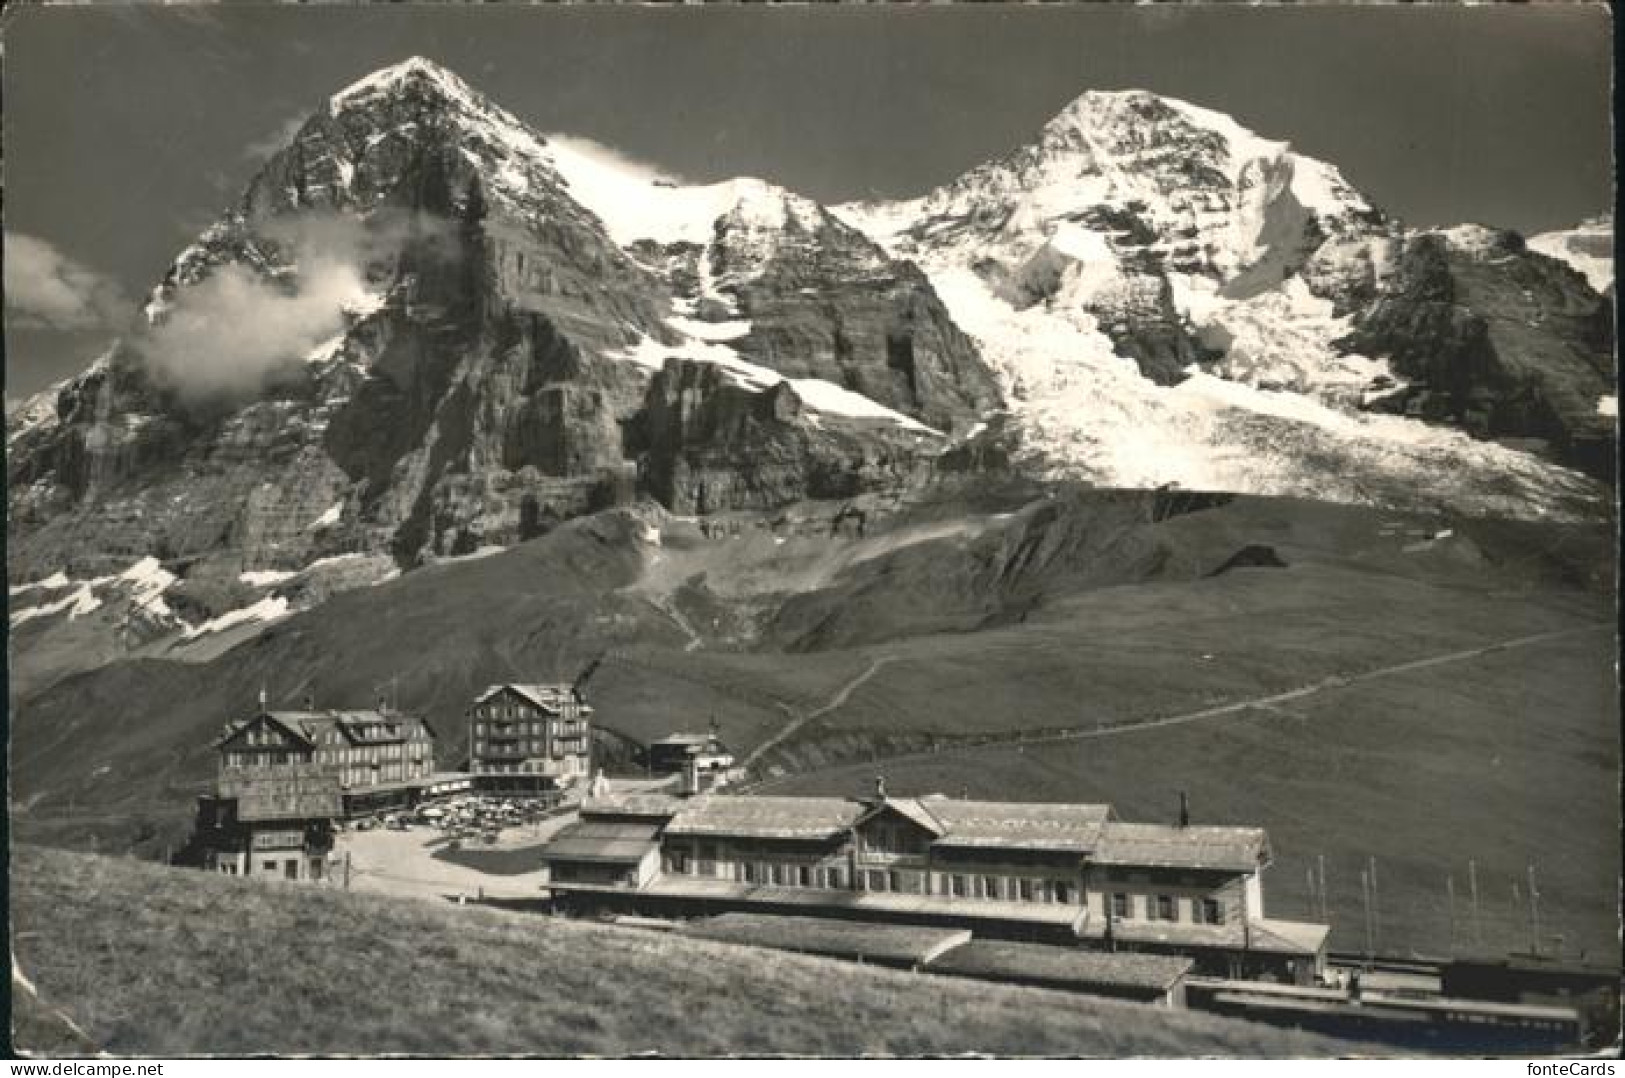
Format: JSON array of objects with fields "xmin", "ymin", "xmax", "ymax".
[{"xmin": 3, "ymin": 4, "xmax": 1613, "ymax": 398}]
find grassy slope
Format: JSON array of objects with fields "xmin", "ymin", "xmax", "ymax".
[
  {"xmin": 769, "ymin": 629, "xmax": 1619, "ymax": 964},
  {"xmin": 9, "ymin": 846, "xmax": 1352, "ymax": 1057},
  {"xmin": 9, "ymin": 490, "xmax": 1614, "ymax": 964}
]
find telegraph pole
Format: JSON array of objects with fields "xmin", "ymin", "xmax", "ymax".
[
  {"xmin": 1317, "ymin": 854, "xmax": 1329, "ymax": 924},
  {"xmin": 1360, "ymin": 868, "xmax": 1374, "ymax": 965},
  {"xmin": 1368, "ymin": 855, "xmax": 1381, "ymax": 954},
  {"xmin": 1446, "ymin": 873, "xmax": 1459, "ymax": 952},
  {"xmin": 1527, "ymin": 862, "xmax": 1542, "ymax": 958},
  {"xmin": 1468, "ymin": 858, "xmax": 1482, "ymax": 949}
]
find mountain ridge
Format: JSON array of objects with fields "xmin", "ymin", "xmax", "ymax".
[{"xmin": 7, "ymin": 57, "xmax": 1613, "ymax": 657}]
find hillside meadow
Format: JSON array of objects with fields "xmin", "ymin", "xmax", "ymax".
[{"xmin": 9, "ymin": 845, "xmax": 1358, "ymax": 1057}]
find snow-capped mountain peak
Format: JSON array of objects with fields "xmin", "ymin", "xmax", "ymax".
[
  {"xmin": 541, "ymin": 134, "xmax": 816, "ymax": 249},
  {"xmin": 329, "ymin": 55, "xmax": 481, "ymax": 110},
  {"xmin": 830, "ymin": 85, "xmax": 1603, "ymax": 520}
]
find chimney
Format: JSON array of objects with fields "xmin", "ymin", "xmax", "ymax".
[
  {"xmin": 377, "ymin": 695, "xmax": 389, "ymax": 714},
  {"xmin": 258, "ymin": 684, "xmax": 268, "ymax": 710},
  {"xmin": 304, "ymin": 691, "xmax": 316, "ymax": 711},
  {"xmin": 1178, "ymin": 790, "xmax": 1190, "ymax": 828},
  {"xmin": 682, "ymin": 755, "xmax": 701, "ymax": 797},
  {"xmin": 875, "ymin": 773, "xmax": 887, "ymax": 801}
]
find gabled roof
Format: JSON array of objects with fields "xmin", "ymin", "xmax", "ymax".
[
  {"xmin": 284, "ymin": 710, "xmax": 432, "ymax": 746},
  {"xmin": 543, "ymin": 819, "xmax": 661, "ymax": 864},
  {"xmin": 581, "ymin": 794, "xmax": 685, "ymax": 820},
  {"xmin": 1092, "ymin": 822, "xmax": 1269, "ymax": 872},
  {"xmin": 215, "ymin": 711, "xmax": 316, "ymax": 750},
  {"xmin": 665, "ymin": 796, "xmax": 866, "ymax": 841},
  {"xmin": 473, "ymin": 683, "xmax": 591, "ymax": 714},
  {"xmin": 854, "ymin": 798, "xmax": 946, "ymax": 837},
  {"xmin": 218, "ymin": 709, "xmax": 433, "ymax": 749},
  {"xmin": 924, "ymin": 799, "xmax": 1112, "ymax": 853}
]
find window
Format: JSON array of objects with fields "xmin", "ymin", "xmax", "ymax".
[
  {"xmin": 1054, "ymin": 881, "xmax": 1072, "ymax": 904},
  {"xmin": 1155, "ymin": 895, "xmax": 1177, "ymax": 922},
  {"xmin": 866, "ymin": 869, "xmax": 887, "ymax": 892},
  {"xmin": 982, "ymin": 876, "xmax": 1001, "ymax": 901},
  {"xmin": 669, "ymin": 851, "xmax": 688, "ymax": 875},
  {"xmin": 311, "ymin": 860, "xmax": 324, "ymax": 881},
  {"xmin": 798, "ymin": 865, "xmax": 812, "ymax": 888},
  {"xmin": 741, "ymin": 863, "xmax": 756, "ymax": 884},
  {"xmin": 887, "ymin": 870, "xmax": 901, "ymax": 893},
  {"xmin": 1111, "ymin": 893, "xmax": 1131, "ymax": 920},
  {"xmin": 262, "ymin": 861, "xmax": 278, "ymax": 874},
  {"xmin": 1199, "ymin": 898, "xmax": 1224, "ymax": 925},
  {"xmin": 1018, "ymin": 878, "xmax": 1035, "ymax": 902},
  {"xmin": 951, "ymin": 874, "xmax": 968, "ymax": 898}
]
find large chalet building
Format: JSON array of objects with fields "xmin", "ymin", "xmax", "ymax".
[
  {"xmin": 188, "ymin": 766, "xmax": 341, "ymax": 880},
  {"xmin": 468, "ymin": 683, "xmax": 592, "ymax": 794},
  {"xmin": 542, "ymin": 780, "xmax": 1329, "ymax": 982},
  {"xmin": 215, "ymin": 704, "xmax": 440, "ymax": 815}
]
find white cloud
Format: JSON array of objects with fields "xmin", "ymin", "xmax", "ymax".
[
  {"xmin": 134, "ymin": 209, "xmax": 456, "ymax": 403},
  {"xmin": 4, "ymin": 233, "xmax": 131, "ymax": 331},
  {"xmin": 544, "ymin": 133, "xmax": 694, "ymax": 187}
]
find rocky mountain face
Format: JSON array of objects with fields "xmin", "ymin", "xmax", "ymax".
[
  {"xmin": 7, "ymin": 59, "xmax": 979, "ymax": 599},
  {"xmin": 834, "ymin": 90, "xmax": 1608, "ymax": 512},
  {"xmin": 6, "ymin": 59, "xmax": 1613, "ymax": 662},
  {"xmin": 1347, "ymin": 225, "xmax": 1616, "ymax": 481}
]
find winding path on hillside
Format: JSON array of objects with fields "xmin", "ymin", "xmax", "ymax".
[
  {"xmin": 740, "ymin": 657, "xmax": 896, "ymax": 771},
  {"xmin": 747, "ymin": 621, "xmax": 1613, "ymax": 790}
]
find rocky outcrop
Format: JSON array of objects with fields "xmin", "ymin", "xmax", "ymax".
[
  {"xmin": 1346, "ymin": 227, "xmax": 1616, "ymax": 481},
  {"xmin": 9, "ymin": 58, "xmax": 998, "ymax": 582},
  {"xmin": 635, "ymin": 359, "xmax": 943, "ymax": 515},
  {"xmin": 701, "ymin": 197, "xmax": 1000, "ymax": 430}
]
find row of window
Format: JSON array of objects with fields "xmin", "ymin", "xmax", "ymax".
[
  {"xmin": 1109, "ymin": 892, "xmax": 1226, "ymax": 925},
  {"xmin": 475, "ymin": 703, "xmax": 577, "ymax": 721},
  {"xmin": 338, "ymin": 761, "xmax": 429, "ymax": 787},
  {"xmin": 222, "ymin": 750, "xmax": 304, "ymax": 768},
  {"xmin": 733, "ymin": 860, "xmax": 840, "ymax": 889},
  {"xmin": 473, "ymin": 721, "xmax": 581, "ymax": 737},
  {"xmin": 662, "ymin": 855, "xmax": 1229, "ymax": 920},
  {"xmin": 319, "ymin": 744, "xmax": 418, "ymax": 763},
  {"xmin": 474, "ymin": 741, "xmax": 586, "ymax": 759},
  {"xmin": 667, "ymin": 856, "xmax": 1080, "ymax": 905}
]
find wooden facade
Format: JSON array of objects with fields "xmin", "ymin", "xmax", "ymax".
[
  {"xmin": 211, "ymin": 706, "xmax": 439, "ymax": 824},
  {"xmin": 191, "ymin": 765, "xmax": 341, "ymax": 881},
  {"xmin": 467, "ymin": 684, "xmax": 591, "ymax": 792},
  {"xmin": 217, "ymin": 709, "xmax": 437, "ymax": 794}
]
